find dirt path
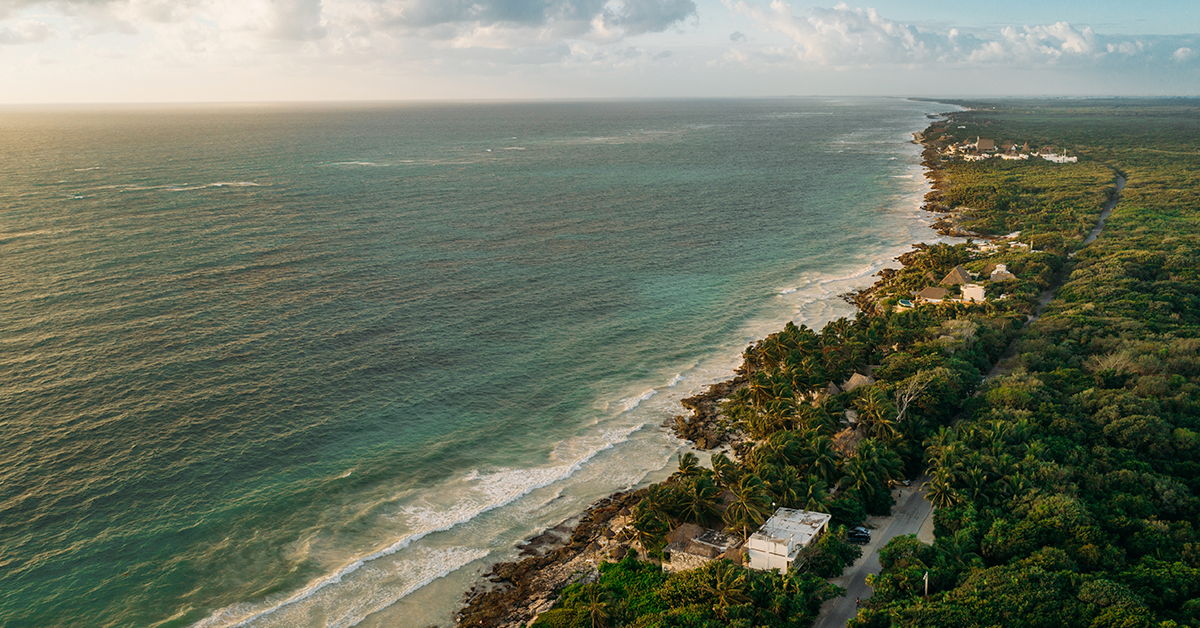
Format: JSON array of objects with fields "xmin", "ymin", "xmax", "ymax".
[{"xmin": 985, "ymin": 174, "xmax": 1125, "ymax": 380}]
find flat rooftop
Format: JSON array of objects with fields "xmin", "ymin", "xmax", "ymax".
[{"xmin": 751, "ymin": 508, "xmax": 832, "ymax": 549}]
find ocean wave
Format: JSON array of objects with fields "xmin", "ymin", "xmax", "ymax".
[
  {"xmin": 325, "ymin": 161, "xmax": 390, "ymax": 167},
  {"xmin": 0, "ymin": 229, "xmax": 60, "ymax": 239},
  {"xmin": 667, "ymin": 373, "xmax": 684, "ymax": 387},
  {"xmin": 113, "ymin": 182, "xmax": 264, "ymax": 193},
  {"xmin": 74, "ymin": 166, "xmax": 103, "ymax": 171},
  {"xmin": 196, "ymin": 547, "xmax": 488, "ymax": 628},
  {"xmin": 193, "ymin": 426, "xmax": 642, "ymax": 628},
  {"xmin": 618, "ymin": 389, "xmax": 657, "ymax": 412},
  {"xmin": 339, "ymin": 547, "xmax": 490, "ymax": 628}
]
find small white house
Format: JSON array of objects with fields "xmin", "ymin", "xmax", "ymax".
[
  {"xmin": 990, "ymin": 264, "xmax": 1017, "ymax": 282},
  {"xmin": 962, "ymin": 284, "xmax": 986, "ymax": 302},
  {"xmin": 746, "ymin": 508, "xmax": 832, "ymax": 572}
]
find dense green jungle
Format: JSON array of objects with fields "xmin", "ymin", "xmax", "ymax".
[{"xmin": 525, "ymin": 98, "xmax": 1200, "ymax": 628}]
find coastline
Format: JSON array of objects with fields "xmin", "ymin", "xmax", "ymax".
[{"xmin": 452, "ymin": 108, "xmax": 961, "ymax": 628}]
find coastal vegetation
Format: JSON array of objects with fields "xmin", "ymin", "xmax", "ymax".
[
  {"xmin": 855, "ymin": 99, "xmax": 1200, "ymax": 628},
  {"xmin": 467, "ymin": 98, "xmax": 1200, "ymax": 628}
]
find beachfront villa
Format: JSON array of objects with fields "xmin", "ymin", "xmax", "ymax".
[
  {"xmin": 916, "ymin": 286, "xmax": 949, "ymax": 302},
  {"xmin": 940, "ymin": 265, "xmax": 974, "ymax": 285},
  {"xmin": 746, "ymin": 508, "xmax": 832, "ymax": 572}
]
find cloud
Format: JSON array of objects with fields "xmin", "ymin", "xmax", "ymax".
[
  {"xmin": 725, "ymin": 1, "xmax": 1196, "ymax": 70},
  {"xmin": 1175, "ymin": 47, "xmax": 1196, "ymax": 63},
  {"xmin": 609, "ymin": 0, "xmax": 696, "ymax": 35},
  {"xmin": 0, "ymin": 20, "xmax": 52, "ymax": 44},
  {"xmin": 263, "ymin": 0, "xmax": 326, "ymax": 40},
  {"xmin": 378, "ymin": 0, "xmax": 695, "ymax": 37},
  {"xmin": 0, "ymin": 0, "xmax": 697, "ymax": 55},
  {"xmin": 729, "ymin": 30, "xmax": 745, "ymax": 42}
]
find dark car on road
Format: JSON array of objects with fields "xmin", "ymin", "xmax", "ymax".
[{"xmin": 847, "ymin": 526, "xmax": 871, "ymax": 544}]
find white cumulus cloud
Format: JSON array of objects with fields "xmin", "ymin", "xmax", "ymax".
[
  {"xmin": 724, "ymin": 1, "xmax": 1189, "ymax": 70},
  {"xmin": 0, "ymin": 19, "xmax": 52, "ymax": 44}
]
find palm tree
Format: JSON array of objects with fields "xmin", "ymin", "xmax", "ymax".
[
  {"xmin": 923, "ymin": 427, "xmax": 957, "ymax": 463},
  {"xmin": 856, "ymin": 386, "xmax": 900, "ymax": 441},
  {"xmin": 797, "ymin": 474, "xmax": 831, "ymax": 512},
  {"xmin": 824, "ymin": 317, "xmax": 853, "ymax": 341},
  {"xmin": 801, "ymin": 434, "xmax": 842, "ymax": 483},
  {"xmin": 711, "ymin": 452, "xmax": 741, "ymax": 491},
  {"xmin": 724, "ymin": 473, "xmax": 773, "ymax": 539},
  {"xmin": 923, "ymin": 467, "xmax": 960, "ymax": 509},
  {"xmin": 630, "ymin": 501, "xmax": 670, "ymax": 559},
  {"xmin": 998, "ymin": 473, "xmax": 1026, "ymax": 501},
  {"xmin": 938, "ymin": 528, "xmax": 983, "ymax": 571},
  {"xmin": 672, "ymin": 451, "xmax": 701, "ymax": 482},
  {"xmin": 642, "ymin": 483, "xmax": 679, "ymax": 521},
  {"xmin": 582, "ymin": 586, "xmax": 610, "ymax": 628},
  {"xmin": 751, "ymin": 430, "xmax": 806, "ymax": 469},
  {"xmin": 678, "ymin": 474, "xmax": 720, "ymax": 526},
  {"xmin": 795, "ymin": 404, "xmax": 838, "ymax": 436},
  {"xmin": 747, "ymin": 371, "xmax": 777, "ymax": 411},
  {"xmin": 840, "ymin": 439, "xmax": 903, "ymax": 502},
  {"xmin": 703, "ymin": 562, "xmax": 750, "ymax": 619},
  {"xmin": 759, "ymin": 336, "xmax": 786, "ymax": 370},
  {"xmin": 961, "ymin": 465, "xmax": 988, "ymax": 503},
  {"xmin": 768, "ymin": 465, "xmax": 804, "ymax": 509}
]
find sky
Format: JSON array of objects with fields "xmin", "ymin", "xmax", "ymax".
[{"xmin": 1, "ymin": 0, "xmax": 1198, "ymax": 103}]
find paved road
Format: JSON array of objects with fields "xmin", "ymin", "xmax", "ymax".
[
  {"xmin": 813, "ymin": 175, "xmax": 1126, "ymax": 627},
  {"xmin": 813, "ymin": 482, "xmax": 934, "ymax": 628}
]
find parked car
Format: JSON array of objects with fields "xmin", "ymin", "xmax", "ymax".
[{"xmin": 847, "ymin": 526, "xmax": 871, "ymax": 544}]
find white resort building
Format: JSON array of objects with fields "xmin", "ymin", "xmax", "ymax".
[{"xmin": 746, "ymin": 508, "xmax": 832, "ymax": 571}]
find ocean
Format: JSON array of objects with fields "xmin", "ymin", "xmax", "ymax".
[{"xmin": 0, "ymin": 98, "xmax": 952, "ymax": 628}]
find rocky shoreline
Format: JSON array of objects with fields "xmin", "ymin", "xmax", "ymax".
[
  {"xmin": 454, "ymin": 490, "xmax": 643, "ymax": 627},
  {"xmin": 451, "ymin": 113, "xmax": 964, "ymax": 628}
]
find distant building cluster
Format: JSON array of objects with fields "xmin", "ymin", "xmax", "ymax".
[
  {"xmin": 898, "ymin": 260, "xmax": 1019, "ymax": 309},
  {"xmin": 942, "ymin": 136, "xmax": 1077, "ymax": 163}
]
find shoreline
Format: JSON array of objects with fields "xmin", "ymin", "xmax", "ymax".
[{"xmin": 452, "ymin": 109, "xmax": 961, "ymax": 628}]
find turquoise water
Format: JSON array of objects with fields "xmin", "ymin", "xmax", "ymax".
[{"xmin": 0, "ymin": 99, "xmax": 950, "ymax": 627}]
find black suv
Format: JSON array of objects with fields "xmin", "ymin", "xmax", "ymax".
[{"xmin": 847, "ymin": 526, "xmax": 871, "ymax": 544}]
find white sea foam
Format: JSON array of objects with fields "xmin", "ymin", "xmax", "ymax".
[
  {"xmin": 147, "ymin": 182, "xmax": 265, "ymax": 192},
  {"xmin": 74, "ymin": 166, "xmax": 103, "ymax": 171},
  {"xmin": 194, "ymin": 424, "xmax": 645, "ymax": 628},
  {"xmin": 199, "ymin": 547, "xmax": 488, "ymax": 628},
  {"xmin": 0, "ymin": 229, "xmax": 58, "ymax": 239},
  {"xmin": 326, "ymin": 161, "xmax": 390, "ymax": 167},
  {"xmin": 194, "ymin": 101, "xmax": 961, "ymax": 628},
  {"xmin": 619, "ymin": 389, "xmax": 657, "ymax": 412}
]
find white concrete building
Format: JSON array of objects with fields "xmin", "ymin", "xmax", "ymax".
[
  {"xmin": 746, "ymin": 508, "xmax": 832, "ymax": 572},
  {"xmin": 962, "ymin": 284, "xmax": 986, "ymax": 302}
]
